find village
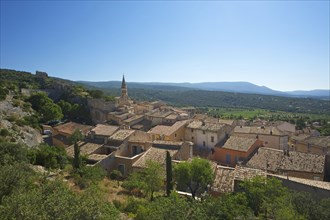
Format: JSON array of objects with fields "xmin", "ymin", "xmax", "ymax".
[{"xmin": 43, "ymin": 76, "xmax": 330, "ymax": 198}]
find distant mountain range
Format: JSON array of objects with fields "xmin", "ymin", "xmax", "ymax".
[{"xmin": 78, "ymin": 81, "xmax": 329, "ymax": 99}]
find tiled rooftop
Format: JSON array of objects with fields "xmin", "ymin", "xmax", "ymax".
[
  {"xmin": 54, "ymin": 122, "xmax": 93, "ymax": 135},
  {"xmin": 66, "ymin": 141, "xmax": 103, "ymax": 157},
  {"xmin": 124, "ymin": 114, "xmax": 144, "ymax": 123},
  {"xmin": 294, "ymin": 136, "xmax": 330, "ymax": 149},
  {"xmin": 148, "ymin": 120, "xmax": 188, "ymax": 136},
  {"xmin": 133, "ymin": 146, "xmax": 178, "ymax": 168},
  {"xmin": 234, "ymin": 165, "xmax": 267, "ymax": 181},
  {"xmin": 211, "ymin": 165, "xmax": 267, "ymax": 193},
  {"xmin": 87, "ymin": 153, "xmax": 108, "ymax": 161},
  {"xmin": 222, "ymin": 136, "xmax": 258, "ymax": 152},
  {"xmin": 187, "ymin": 120, "xmax": 228, "ymax": 132},
  {"xmin": 91, "ymin": 124, "xmax": 119, "ymax": 136},
  {"xmin": 110, "ymin": 129, "xmax": 135, "ymax": 141},
  {"xmin": 234, "ymin": 126, "xmax": 284, "ymax": 136},
  {"xmin": 211, "ymin": 165, "xmax": 235, "ymax": 193},
  {"xmin": 246, "ymin": 147, "xmax": 325, "ymax": 173}
]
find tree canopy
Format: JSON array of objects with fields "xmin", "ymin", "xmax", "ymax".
[{"xmin": 173, "ymin": 157, "xmax": 214, "ymax": 199}]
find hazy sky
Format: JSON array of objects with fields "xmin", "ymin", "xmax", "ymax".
[{"xmin": 1, "ymin": 1, "xmax": 329, "ymax": 91}]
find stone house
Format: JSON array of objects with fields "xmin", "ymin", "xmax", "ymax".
[
  {"xmin": 132, "ymin": 140, "xmax": 193, "ymax": 172},
  {"xmin": 148, "ymin": 120, "xmax": 189, "ymax": 142},
  {"xmin": 232, "ymin": 126, "xmax": 289, "ymax": 150},
  {"xmin": 87, "ymin": 98, "xmax": 116, "ymax": 124},
  {"xmin": 290, "ymin": 135, "xmax": 330, "ymax": 155},
  {"xmin": 246, "ymin": 147, "xmax": 327, "ymax": 181},
  {"xmin": 185, "ymin": 120, "xmax": 233, "ymax": 149},
  {"xmin": 88, "ymin": 124, "xmax": 119, "ymax": 144},
  {"xmin": 52, "ymin": 122, "xmax": 93, "ymax": 147},
  {"xmin": 211, "ymin": 136, "xmax": 263, "ymax": 167}
]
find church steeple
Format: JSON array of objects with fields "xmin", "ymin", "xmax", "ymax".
[
  {"xmin": 121, "ymin": 75, "xmax": 126, "ymax": 89},
  {"xmin": 118, "ymin": 75, "xmax": 129, "ymax": 107}
]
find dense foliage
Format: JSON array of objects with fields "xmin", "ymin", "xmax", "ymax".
[
  {"xmin": 0, "ymin": 141, "xmax": 119, "ymax": 219},
  {"xmin": 174, "ymin": 157, "xmax": 214, "ymax": 199}
]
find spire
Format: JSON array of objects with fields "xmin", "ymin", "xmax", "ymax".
[{"xmin": 121, "ymin": 75, "xmax": 126, "ymax": 88}]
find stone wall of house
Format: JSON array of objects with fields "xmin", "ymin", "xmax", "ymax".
[
  {"xmin": 276, "ymin": 170, "xmax": 324, "ymax": 181},
  {"xmin": 175, "ymin": 142, "xmax": 193, "ymax": 160},
  {"xmin": 87, "ymin": 98, "xmax": 116, "ymax": 123},
  {"xmin": 270, "ymin": 176, "xmax": 330, "ymax": 200}
]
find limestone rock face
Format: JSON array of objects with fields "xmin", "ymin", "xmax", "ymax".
[{"xmin": 0, "ymin": 96, "xmax": 42, "ymax": 147}]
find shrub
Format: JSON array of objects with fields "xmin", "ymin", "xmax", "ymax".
[{"xmin": 0, "ymin": 129, "xmax": 10, "ymax": 137}]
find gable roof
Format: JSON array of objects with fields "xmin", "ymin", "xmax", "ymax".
[
  {"xmin": 222, "ymin": 136, "xmax": 259, "ymax": 152},
  {"xmin": 148, "ymin": 120, "xmax": 188, "ymax": 136},
  {"xmin": 246, "ymin": 147, "xmax": 325, "ymax": 174},
  {"xmin": 110, "ymin": 129, "xmax": 135, "ymax": 141},
  {"xmin": 294, "ymin": 136, "xmax": 330, "ymax": 149},
  {"xmin": 54, "ymin": 122, "xmax": 93, "ymax": 136},
  {"xmin": 66, "ymin": 141, "xmax": 103, "ymax": 157},
  {"xmin": 133, "ymin": 146, "xmax": 178, "ymax": 169},
  {"xmin": 187, "ymin": 120, "xmax": 228, "ymax": 132},
  {"xmin": 91, "ymin": 124, "xmax": 119, "ymax": 136},
  {"xmin": 234, "ymin": 126, "xmax": 284, "ymax": 136}
]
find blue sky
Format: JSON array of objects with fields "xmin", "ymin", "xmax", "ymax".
[{"xmin": 0, "ymin": 1, "xmax": 329, "ymax": 91}]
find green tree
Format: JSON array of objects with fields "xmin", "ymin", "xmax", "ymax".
[
  {"xmin": 40, "ymin": 102, "xmax": 63, "ymax": 122},
  {"xmin": 88, "ymin": 89, "xmax": 104, "ymax": 99},
  {"xmin": 27, "ymin": 92, "xmax": 63, "ymax": 122},
  {"xmin": 239, "ymin": 176, "xmax": 302, "ymax": 219},
  {"xmin": 109, "ymin": 170, "xmax": 122, "ymax": 187},
  {"xmin": 0, "ymin": 142, "xmax": 28, "ymax": 165},
  {"xmin": 296, "ymin": 117, "xmax": 306, "ymax": 130},
  {"xmin": 122, "ymin": 161, "xmax": 163, "ymax": 201},
  {"xmin": 173, "ymin": 157, "xmax": 214, "ymax": 199},
  {"xmin": 70, "ymin": 129, "xmax": 84, "ymax": 170},
  {"xmin": 28, "ymin": 144, "xmax": 67, "ymax": 169},
  {"xmin": 144, "ymin": 160, "xmax": 163, "ymax": 201},
  {"xmin": 166, "ymin": 151, "xmax": 173, "ymax": 196}
]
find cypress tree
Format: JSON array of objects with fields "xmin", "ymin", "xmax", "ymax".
[
  {"xmin": 166, "ymin": 151, "xmax": 173, "ymax": 196},
  {"xmin": 73, "ymin": 142, "xmax": 81, "ymax": 170}
]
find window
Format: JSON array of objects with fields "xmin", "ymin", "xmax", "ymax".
[
  {"xmin": 211, "ymin": 136, "xmax": 214, "ymax": 143},
  {"xmin": 235, "ymin": 156, "xmax": 238, "ymax": 162},
  {"xmin": 226, "ymin": 154, "xmax": 231, "ymax": 164},
  {"xmin": 191, "ymin": 129, "xmax": 194, "ymax": 132},
  {"xmin": 175, "ymin": 133, "xmax": 177, "ymax": 137},
  {"xmin": 191, "ymin": 136, "xmax": 194, "ymax": 140},
  {"xmin": 203, "ymin": 130, "xmax": 205, "ymax": 135},
  {"xmin": 314, "ymin": 176, "xmax": 321, "ymax": 181},
  {"xmin": 203, "ymin": 141, "xmax": 206, "ymax": 147}
]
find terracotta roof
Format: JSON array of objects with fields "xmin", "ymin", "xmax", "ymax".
[
  {"xmin": 211, "ymin": 165, "xmax": 235, "ymax": 193},
  {"xmin": 234, "ymin": 126, "xmax": 284, "ymax": 136},
  {"xmin": 165, "ymin": 113, "xmax": 178, "ymax": 120},
  {"xmin": 54, "ymin": 122, "xmax": 93, "ymax": 136},
  {"xmin": 149, "ymin": 111, "xmax": 172, "ymax": 118},
  {"xmin": 246, "ymin": 147, "xmax": 325, "ymax": 174},
  {"xmin": 110, "ymin": 129, "xmax": 135, "ymax": 141},
  {"xmin": 234, "ymin": 165, "xmax": 267, "ymax": 181},
  {"xmin": 222, "ymin": 136, "xmax": 259, "ymax": 152},
  {"xmin": 124, "ymin": 114, "xmax": 144, "ymax": 123},
  {"xmin": 148, "ymin": 120, "xmax": 188, "ymax": 136},
  {"xmin": 211, "ymin": 165, "xmax": 267, "ymax": 193},
  {"xmin": 187, "ymin": 121, "xmax": 228, "ymax": 132},
  {"xmin": 133, "ymin": 146, "xmax": 178, "ymax": 168},
  {"xmin": 88, "ymin": 153, "xmax": 108, "ymax": 161},
  {"xmin": 66, "ymin": 141, "xmax": 103, "ymax": 157},
  {"xmin": 297, "ymin": 136, "xmax": 330, "ymax": 149},
  {"xmin": 91, "ymin": 124, "xmax": 119, "ymax": 136}
]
